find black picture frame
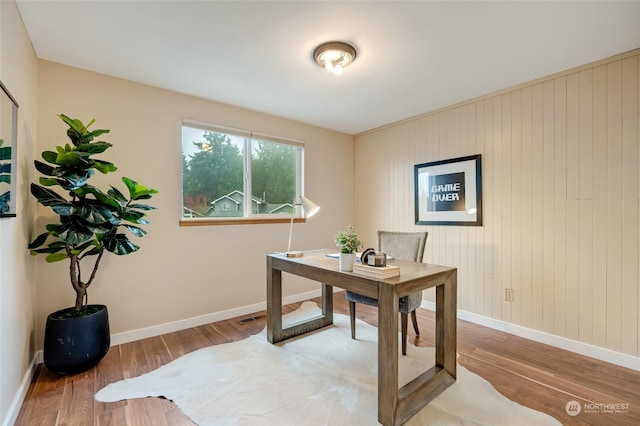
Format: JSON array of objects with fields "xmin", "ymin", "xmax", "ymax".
[
  {"xmin": 0, "ymin": 80, "xmax": 18, "ymax": 218},
  {"xmin": 414, "ymin": 154, "xmax": 482, "ymax": 226}
]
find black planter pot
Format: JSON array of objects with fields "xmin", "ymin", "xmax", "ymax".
[{"xmin": 43, "ymin": 304, "xmax": 110, "ymax": 375}]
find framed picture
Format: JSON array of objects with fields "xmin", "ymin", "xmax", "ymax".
[
  {"xmin": 414, "ymin": 154, "xmax": 482, "ymax": 226},
  {"xmin": 0, "ymin": 80, "xmax": 18, "ymax": 218}
]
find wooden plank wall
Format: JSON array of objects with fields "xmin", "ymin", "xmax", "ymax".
[{"xmin": 354, "ymin": 50, "xmax": 639, "ymax": 356}]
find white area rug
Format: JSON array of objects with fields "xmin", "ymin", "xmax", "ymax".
[{"xmin": 96, "ymin": 302, "xmax": 560, "ymax": 425}]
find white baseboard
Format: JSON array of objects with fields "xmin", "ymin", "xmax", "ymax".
[
  {"xmin": 32, "ymin": 290, "xmax": 637, "ymax": 374},
  {"xmin": 109, "ymin": 289, "xmax": 327, "ymax": 346},
  {"xmin": 34, "ymin": 288, "xmax": 328, "ymax": 364},
  {"xmin": 420, "ymin": 300, "xmax": 640, "ymax": 372},
  {"xmin": 3, "ymin": 353, "xmax": 38, "ymax": 426}
]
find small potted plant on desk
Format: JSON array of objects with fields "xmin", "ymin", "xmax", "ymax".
[
  {"xmin": 333, "ymin": 225, "xmax": 362, "ymax": 272},
  {"xmin": 28, "ymin": 114, "xmax": 158, "ymax": 375}
]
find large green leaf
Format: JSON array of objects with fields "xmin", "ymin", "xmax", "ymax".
[
  {"xmin": 56, "ymin": 220, "xmax": 94, "ymax": 245},
  {"xmin": 61, "ymin": 212, "xmax": 113, "ymax": 234},
  {"xmin": 70, "ymin": 240, "xmax": 102, "ymax": 259},
  {"xmin": 45, "ymin": 223, "xmax": 61, "ymax": 233},
  {"xmin": 42, "ymin": 151, "xmax": 58, "ymax": 164},
  {"xmin": 75, "ymin": 141, "xmax": 112, "ymax": 154},
  {"xmin": 122, "ymin": 224, "xmax": 147, "ymax": 237},
  {"xmin": 73, "ymin": 239, "xmax": 98, "ymax": 252},
  {"xmin": 29, "ymin": 240, "xmax": 67, "ymax": 255},
  {"xmin": 73, "ymin": 184, "xmax": 107, "ymax": 198},
  {"xmin": 30, "ymin": 184, "xmax": 68, "ymax": 207},
  {"xmin": 58, "ymin": 114, "xmax": 110, "ymax": 146},
  {"xmin": 77, "ymin": 201, "xmax": 115, "ymax": 224},
  {"xmin": 30, "ymin": 184, "xmax": 76, "ymax": 215},
  {"xmin": 30, "ymin": 246, "xmax": 62, "ymax": 255},
  {"xmin": 38, "ymin": 177, "xmax": 62, "ymax": 187},
  {"xmin": 127, "ymin": 203, "xmax": 156, "ymax": 211},
  {"xmin": 28, "ymin": 232, "xmax": 50, "ymax": 249},
  {"xmin": 93, "ymin": 160, "xmax": 117, "ymax": 174},
  {"xmin": 56, "ymin": 150, "xmax": 91, "ymax": 168},
  {"xmin": 69, "ymin": 239, "xmax": 101, "ymax": 257},
  {"xmin": 55, "ymin": 169, "xmax": 93, "ymax": 190},
  {"xmin": 80, "ymin": 246, "xmax": 102, "ymax": 258},
  {"xmin": 83, "ymin": 128, "xmax": 110, "ymax": 141},
  {"xmin": 50, "ymin": 204, "xmax": 76, "ymax": 216},
  {"xmin": 107, "ymin": 186, "xmax": 127, "ymax": 207},
  {"xmin": 118, "ymin": 209, "xmax": 146, "ymax": 223},
  {"xmin": 34, "ymin": 160, "xmax": 56, "ymax": 176},
  {"xmin": 104, "ymin": 233, "xmax": 139, "ymax": 255},
  {"xmin": 122, "ymin": 177, "xmax": 158, "ymax": 200},
  {"xmin": 60, "ymin": 114, "xmax": 94, "ymax": 145},
  {"xmin": 59, "ymin": 114, "xmax": 89, "ymax": 133},
  {"xmin": 45, "ymin": 253, "xmax": 69, "ymax": 263},
  {"xmin": 74, "ymin": 185, "xmax": 121, "ymax": 210}
]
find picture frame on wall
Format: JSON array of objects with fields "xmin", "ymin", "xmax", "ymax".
[
  {"xmin": 0, "ymin": 80, "xmax": 19, "ymax": 218},
  {"xmin": 414, "ymin": 154, "xmax": 482, "ymax": 226}
]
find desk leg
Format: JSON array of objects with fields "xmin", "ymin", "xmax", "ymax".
[
  {"xmin": 266, "ymin": 257, "xmax": 282, "ymax": 344},
  {"xmin": 321, "ymin": 283, "xmax": 334, "ymax": 325},
  {"xmin": 266, "ymin": 257, "xmax": 334, "ymax": 344},
  {"xmin": 436, "ymin": 271, "xmax": 457, "ymax": 378},
  {"xmin": 377, "ymin": 282, "xmax": 399, "ymax": 425}
]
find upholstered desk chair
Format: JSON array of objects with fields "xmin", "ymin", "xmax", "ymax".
[{"xmin": 345, "ymin": 230, "xmax": 428, "ymax": 355}]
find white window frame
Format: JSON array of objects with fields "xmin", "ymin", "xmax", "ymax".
[{"xmin": 181, "ymin": 119, "xmax": 305, "ymax": 223}]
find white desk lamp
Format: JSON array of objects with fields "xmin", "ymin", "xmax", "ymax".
[{"xmin": 286, "ymin": 196, "xmax": 320, "ymax": 257}]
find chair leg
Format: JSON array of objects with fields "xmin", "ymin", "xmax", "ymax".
[
  {"xmin": 401, "ymin": 312, "xmax": 408, "ymax": 356},
  {"xmin": 410, "ymin": 310, "xmax": 420, "ymax": 335},
  {"xmin": 349, "ymin": 301, "xmax": 356, "ymax": 340}
]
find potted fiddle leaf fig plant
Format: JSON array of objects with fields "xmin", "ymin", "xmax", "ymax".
[
  {"xmin": 29, "ymin": 114, "xmax": 158, "ymax": 375},
  {"xmin": 333, "ymin": 225, "xmax": 362, "ymax": 272}
]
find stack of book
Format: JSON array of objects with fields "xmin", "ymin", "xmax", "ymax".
[{"xmin": 352, "ymin": 263, "xmax": 400, "ymax": 279}]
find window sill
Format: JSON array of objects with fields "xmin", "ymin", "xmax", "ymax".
[{"xmin": 179, "ymin": 217, "xmax": 307, "ymax": 227}]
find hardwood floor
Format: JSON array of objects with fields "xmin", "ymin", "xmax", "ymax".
[{"xmin": 15, "ymin": 295, "xmax": 640, "ymax": 425}]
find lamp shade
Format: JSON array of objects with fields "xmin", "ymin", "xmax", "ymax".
[
  {"xmin": 286, "ymin": 196, "xmax": 320, "ymax": 256},
  {"xmin": 300, "ymin": 196, "xmax": 319, "ymax": 218}
]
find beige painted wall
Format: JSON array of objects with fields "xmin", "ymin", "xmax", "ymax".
[
  {"xmin": 35, "ymin": 61, "xmax": 354, "ymax": 349},
  {"xmin": 0, "ymin": 1, "xmax": 38, "ymax": 424},
  {"xmin": 355, "ymin": 50, "xmax": 640, "ymax": 357}
]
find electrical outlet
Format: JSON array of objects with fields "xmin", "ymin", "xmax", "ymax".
[{"xmin": 505, "ymin": 288, "xmax": 514, "ymax": 302}]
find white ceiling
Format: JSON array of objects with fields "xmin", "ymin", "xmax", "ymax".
[{"xmin": 16, "ymin": 1, "xmax": 640, "ymax": 135}]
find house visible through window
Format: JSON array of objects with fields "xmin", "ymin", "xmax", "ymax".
[{"xmin": 181, "ymin": 119, "xmax": 304, "ymax": 220}]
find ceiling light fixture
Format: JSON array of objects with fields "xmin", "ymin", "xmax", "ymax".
[{"xmin": 313, "ymin": 41, "xmax": 357, "ymax": 76}]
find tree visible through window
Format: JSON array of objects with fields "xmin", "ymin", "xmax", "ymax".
[{"xmin": 181, "ymin": 120, "xmax": 303, "ymax": 220}]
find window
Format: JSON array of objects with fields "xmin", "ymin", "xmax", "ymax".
[{"xmin": 181, "ymin": 119, "xmax": 304, "ymax": 223}]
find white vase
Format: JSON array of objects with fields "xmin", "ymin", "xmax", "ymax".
[{"xmin": 339, "ymin": 252, "xmax": 356, "ymax": 272}]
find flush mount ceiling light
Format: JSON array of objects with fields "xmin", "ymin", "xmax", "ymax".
[{"xmin": 313, "ymin": 41, "xmax": 357, "ymax": 76}]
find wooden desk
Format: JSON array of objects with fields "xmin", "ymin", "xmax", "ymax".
[{"xmin": 266, "ymin": 249, "xmax": 457, "ymax": 425}]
